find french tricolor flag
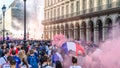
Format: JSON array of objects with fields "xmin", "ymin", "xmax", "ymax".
[{"xmin": 61, "ymin": 42, "xmax": 84, "ymax": 56}]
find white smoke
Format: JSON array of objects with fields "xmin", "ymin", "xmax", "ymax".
[{"xmin": 13, "ymin": 0, "xmax": 44, "ymax": 40}]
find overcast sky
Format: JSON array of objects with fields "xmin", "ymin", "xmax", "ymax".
[
  {"xmin": 0, "ymin": 0, "xmax": 14, "ymax": 14},
  {"xmin": 0, "ymin": 0, "xmax": 44, "ymax": 17},
  {"xmin": 0, "ymin": 0, "xmax": 44, "ymax": 20}
]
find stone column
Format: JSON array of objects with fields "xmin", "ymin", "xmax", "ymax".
[
  {"xmin": 112, "ymin": 18, "xmax": 116, "ymax": 39},
  {"xmin": 103, "ymin": 24, "xmax": 107, "ymax": 41},
  {"xmin": 51, "ymin": 30, "xmax": 52, "ymax": 40},
  {"xmin": 64, "ymin": 30, "xmax": 66, "ymax": 38},
  {"xmin": 79, "ymin": 29, "xmax": 81, "ymax": 40},
  {"xmin": 86, "ymin": 26, "xmax": 90, "ymax": 42},
  {"xmin": 80, "ymin": 27, "xmax": 84, "ymax": 40},
  {"xmin": 51, "ymin": 29, "xmax": 53, "ymax": 40},
  {"xmin": 94, "ymin": 26, "xmax": 99, "ymax": 44},
  {"xmin": 68, "ymin": 29, "xmax": 70, "ymax": 39},
  {"xmin": 74, "ymin": 28, "xmax": 77, "ymax": 40},
  {"xmin": 80, "ymin": 28, "xmax": 82, "ymax": 40}
]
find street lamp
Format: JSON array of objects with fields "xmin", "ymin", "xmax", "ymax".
[
  {"xmin": 23, "ymin": 0, "xmax": 27, "ymax": 47},
  {"xmin": 2, "ymin": 5, "xmax": 6, "ymax": 43}
]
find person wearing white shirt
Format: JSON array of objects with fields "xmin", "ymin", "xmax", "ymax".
[
  {"xmin": 1, "ymin": 56, "xmax": 13, "ymax": 68},
  {"xmin": 0, "ymin": 49, "xmax": 10, "ymax": 68},
  {"xmin": 69, "ymin": 56, "xmax": 82, "ymax": 68}
]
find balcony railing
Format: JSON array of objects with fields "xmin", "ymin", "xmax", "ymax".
[{"xmin": 43, "ymin": 1, "xmax": 120, "ymax": 23}]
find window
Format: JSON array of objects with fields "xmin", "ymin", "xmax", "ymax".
[
  {"xmin": 89, "ymin": 0, "xmax": 93, "ymax": 8},
  {"xmin": 82, "ymin": 0, "xmax": 86, "ymax": 10},
  {"xmin": 48, "ymin": 11, "xmax": 49, "ymax": 19},
  {"xmin": 98, "ymin": 0, "xmax": 102, "ymax": 10},
  {"xmin": 76, "ymin": 1, "xmax": 80, "ymax": 12},
  {"xmin": 66, "ymin": 5, "xmax": 69, "ymax": 15},
  {"xmin": 61, "ymin": 6, "xmax": 64, "ymax": 16},
  {"xmin": 58, "ymin": 7, "xmax": 60, "ymax": 17},
  {"xmin": 98, "ymin": 0, "xmax": 102, "ymax": 6},
  {"xmin": 89, "ymin": 0, "xmax": 94, "ymax": 12},
  {"xmin": 108, "ymin": 0, "xmax": 111, "ymax": 4},
  {"xmin": 51, "ymin": 9, "xmax": 52, "ymax": 19},
  {"xmin": 71, "ymin": 3, "xmax": 74, "ymax": 13},
  {"xmin": 82, "ymin": 0, "xmax": 86, "ymax": 13},
  {"xmin": 54, "ymin": 8, "xmax": 56, "ymax": 18},
  {"xmin": 107, "ymin": 0, "xmax": 112, "ymax": 9}
]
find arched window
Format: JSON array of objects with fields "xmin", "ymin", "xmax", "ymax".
[
  {"xmin": 97, "ymin": 19, "xmax": 103, "ymax": 41},
  {"xmin": 57, "ymin": 25, "xmax": 60, "ymax": 34},
  {"xmin": 106, "ymin": 18, "xmax": 112, "ymax": 33},
  {"xmin": 116, "ymin": 16, "xmax": 120, "ymax": 25},
  {"xmin": 70, "ymin": 24, "xmax": 74, "ymax": 39},
  {"xmin": 53, "ymin": 26, "xmax": 56, "ymax": 36},
  {"xmin": 81, "ymin": 22, "xmax": 86, "ymax": 41},
  {"xmin": 89, "ymin": 20, "xmax": 94, "ymax": 42},
  {"xmin": 65, "ymin": 24, "xmax": 69, "ymax": 38},
  {"xmin": 105, "ymin": 18, "xmax": 112, "ymax": 39},
  {"xmin": 61, "ymin": 25, "xmax": 64, "ymax": 35},
  {"xmin": 75, "ymin": 23, "xmax": 80, "ymax": 40}
]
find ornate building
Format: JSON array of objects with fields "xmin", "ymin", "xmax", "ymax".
[
  {"xmin": 4, "ymin": 0, "xmax": 24, "ymax": 39},
  {"xmin": 4, "ymin": 0, "xmax": 40, "ymax": 39},
  {"xmin": 42, "ymin": 0, "xmax": 120, "ymax": 44}
]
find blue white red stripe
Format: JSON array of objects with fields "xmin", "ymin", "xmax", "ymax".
[{"xmin": 61, "ymin": 42, "xmax": 84, "ymax": 56}]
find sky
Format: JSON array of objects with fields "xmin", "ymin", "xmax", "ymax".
[{"xmin": 0, "ymin": 0, "xmax": 14, "ymax": 14}]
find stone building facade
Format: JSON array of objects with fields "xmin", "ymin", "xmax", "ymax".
[{"xmin": 42, "ymin": 0, "xmax": 120, "ymax": 44}]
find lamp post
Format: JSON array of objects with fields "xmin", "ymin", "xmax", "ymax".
[
  {"xmin": 23, "ymin": 0, "xmax": 27, "ymax": 47},
  {"xmin": 2, "ymin": 5, "xmax": 6, "ymax": 43}
]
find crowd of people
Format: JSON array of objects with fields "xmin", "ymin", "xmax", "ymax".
[{"xmin": 0, "ymin": 40, "xmax": 98, "ymax": 68}]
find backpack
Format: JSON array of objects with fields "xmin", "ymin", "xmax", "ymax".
[{"xmin": 29, "ymin": 56, "xmax": 38, "ymax": 68}]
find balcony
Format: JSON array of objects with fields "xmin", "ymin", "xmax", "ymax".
[{"xmin": 42, "ymin": 1, "xmax": 120, "ymax": 25}]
